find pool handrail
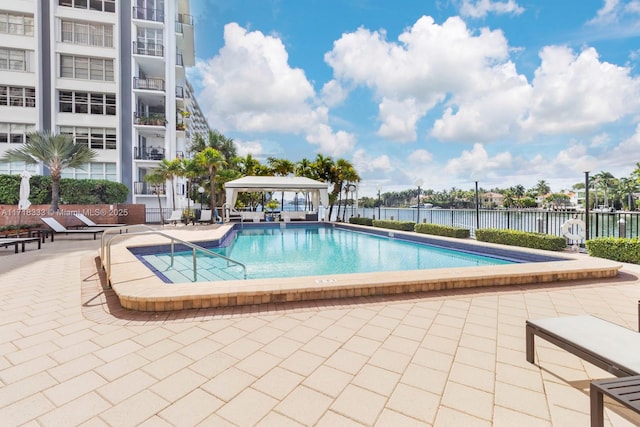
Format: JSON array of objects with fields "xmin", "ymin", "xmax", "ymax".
[
  {"xmin": 103, "ymin": 229, "xmax": 247, "ymax": 285},
  {"xmin": 100, "ymin": 224, "xmax": 155, "ymax": 264}
]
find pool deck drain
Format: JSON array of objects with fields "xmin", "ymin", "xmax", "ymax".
[{"xmin": 105, "ymin": 224, "xmax": 622, "ymax": 312}]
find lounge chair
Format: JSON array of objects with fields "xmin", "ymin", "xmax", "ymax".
[
  {"xmin": 240, "ymin": 211, "xmax": 264, "ymax": 222},
  {"xmin": 167, "ymin": 210, "xmax": 183, "ymax": 225},
  {"xmin": 197, "ymin": 209, "xmax": 212, "ymax": 224},
  {"xmin": 40, "ymin": 217, "xmax": 105, "ymax": 240},
  {"xmin": 73, "ymin": 212, "xmax": 126, "ymax": 228},
  {"xmin": 526, "ymin": 314, "xmax": 640, "ymax": 376},
  {"xmin": 0, "ymin": 237, "xmax": 41, "ymax": 253}
]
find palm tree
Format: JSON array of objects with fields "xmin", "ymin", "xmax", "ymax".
[
  {"xmin": 195, "ymin": 147, "xmax": 226, "ymax": 219},
  {"xmin": 156, "ymin": 158, "xmax": 183, "ymax": 210},
  {"xmin": 144, "ymin": 169, "xmax": 167, "ymax": 225},
  {"xmin": 534, "ymin": 180, "xmax": 551, "ymax": 197},
  {"xmin": 268, "ymin": 157, "xmax": 295, "ymax": 210},
  {"xmin": 1, "ymin": 131, "xmax": 97, "ymax": 211},
  {"xmin": 593, "ymin": 171, "xmax": 617, "ymax": 208}
]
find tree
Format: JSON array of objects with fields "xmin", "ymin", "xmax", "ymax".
[
  {"xmin": 593, "ymin": 171, "xmax": 617, "ymax": 208},
  {"xmin": 1, "ymin": 131, "xmax": 97, "ymax": 211},
  {"xmin": 534, "ymin": 180, "xmax": 551, "ymax": 197},
  {"xmin": 144, "ymin": 169, "xmax": 167, "ymax": 225},
  {"xmin": 268, "ymin": 157, "xmax": 295, "ymax": 210},
  {"xmin": 156, "ymin": 159, "xmax": 183, "ymax": 210},
  {"xmin": 195, "ymin": 147, "xmax": 226, "ymax": 219}
]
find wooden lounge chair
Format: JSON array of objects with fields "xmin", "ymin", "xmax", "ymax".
[
  {"xmin": 40, "ymin": 217, "xmax": 105, "ymax": 240},
  {"xmin": 73, "ymin": 212, "xmax": 126, "ymax": 227},
  {"xmin": 197, "ymin": 209, "xmax": 212, "ymax": 224},
  {"xmin": 526, "ymin": 314, "xmax": 640, "ymax": 377},
  {"xmin": 0, "ymin": 237, "xmax": 41, "ymax": 253}
]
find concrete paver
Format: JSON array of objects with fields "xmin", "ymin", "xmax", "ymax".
[{"xmin": 2, "ymin": 236, "xmax": 640, "ymax": 426}]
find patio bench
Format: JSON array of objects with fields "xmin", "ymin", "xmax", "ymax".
[{"xmin": 526, "ymin": 314, "xmax": 640, "ymax": 377}]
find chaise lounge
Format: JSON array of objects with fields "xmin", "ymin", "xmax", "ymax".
[
  {"xmin": 0, "ymin": 237, "xmax": 41, "ymax": 253},
  {"xmin": 40, "ymin": 217, "xmax": 106, "ymax": 240},
  {"xmin": 526, "ymin": 313, "xmax": 640, "ymax": 426},
  {"xmin": 73, "ymin": 212, "xmax": 126, "ymax": 228}
]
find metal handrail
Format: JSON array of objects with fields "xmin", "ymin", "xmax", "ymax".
[
  {"xmin": 103, "ymin": 229, "xmax": 247, "ymax": 285},
  {"xmin": 100, "ymin": 224, "xmax": 155, "ymax": 264}
]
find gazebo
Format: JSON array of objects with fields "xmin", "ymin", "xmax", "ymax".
[{"xmin": 223, "ymin": 176, "xmax": 330, "ymax": 221}]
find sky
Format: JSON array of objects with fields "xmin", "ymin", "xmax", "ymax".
[{"xmin": 188, "ymin": 0, "xmax": 640, "ymax": 196}]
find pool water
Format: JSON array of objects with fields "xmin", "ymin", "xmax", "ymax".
[{"xmin": 141, "ymin": 225, "xmax": 515, "ymax": 283}]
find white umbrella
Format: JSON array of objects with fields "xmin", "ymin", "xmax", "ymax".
[{"xmin": 18, "ymin": 170, "xmax": 31, "ymax": 210}]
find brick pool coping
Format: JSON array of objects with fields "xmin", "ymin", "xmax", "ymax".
[{"xmin": 105, "ymin": 224, "xmax": 622, "ymax": 312}]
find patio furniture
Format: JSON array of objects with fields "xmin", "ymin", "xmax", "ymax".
[
  {"xmin": 197, "ymin": 209, "xmax": 212, "ymax": 224},
  {"xmin": 239, "ymin": 211, "xmax": 264, "ymax": 222},
  {"xmin": 526, "ymin": 314, "xmax": 640, "ymax": 377},
  {"xmin": 40, "ymin": 217, "xmax": 105, "ymax": 240},
  {"xmin": 167, "ymin": 210, "xmax": 183, "ymax": 225},
  {"xmin": 0, "ymin": 237, "xmax": 41, "ymax": 253},
  {"xmin": 73, "ymin": 212, "xmax": 126, "ymax": 227},
  {"xmin": 590, "ymin": 375, "xmax": 640, "ymax": 427}
]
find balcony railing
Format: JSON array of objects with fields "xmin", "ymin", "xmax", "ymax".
[
  {"xmin": 133, "ymin": 77, "xmax": 165, "ymax": 91},
  {"xmin": 134, "ymin": 146, "xmax": 165, "ymax": 161},
  {"xmin": 132, "ymin": 6, "xmax": 164, "ymax": 23},
  {"xmin": 133, "ymin": 41, "xmax": 164, "ymax": 57},
  {"xmin": 177, "ymin": 13, "xmax": 194, "ymax": 25},
  {"xmin": 134, "ymin": 113, "xmax": 166, "ymax": 126},
  {"xmin": 175, "ymin": 86, "xmax": 185, "ymax": 98},
  {"xmin": 176, "ymin": 53, "xmax": 183, "ymax": 66},
  {"xmin": 134, "ymin": 181, "xmax": 166, "ymax": 195}
]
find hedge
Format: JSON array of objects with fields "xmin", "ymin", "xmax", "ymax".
[
  {"xmin": 0, "ymin": 175, "xmax": 128, "ymax": 205},
  {"xmin": 586, "ymin": 237, "xmax": 640, "ymax": 264},
  {"xmin": 372, "ymin": 219, "xmax": 416, "ymax": 231},
  {"xmin": 475, "ymin": 228, "xmax": 567, "ymax": 251},
  {"xmin": 415, "ymin": 223, "xmax": 470, "ymax": 238},
  {"xmin": 349, "ymin": 217, "xmax": 374, "ymax": 226}
]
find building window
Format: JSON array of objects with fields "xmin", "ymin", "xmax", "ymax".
[
  {"xmin": 0, "ymin": 48, "xmax": 28, "ymax": 72},
  {"xmin": 62, "ymin": 162, "xmax": 117, "ymax": 181},
  {"xmin": 59, "ymin": 55, "xmax": 114, "ymax": 81},
  {"xmin": 59, "ymin": 126, "xmax": 116, "ymax": 150},
  {"xmin": 60, "ymin": 20, "xmax": 113, "ymax": 48},
  {"xmin": 0, "ymin": 12, "xmax": 34, "ymax": 36},
  {"xmin": 58, "ymin": 91, "xmax": 116, "ymax": 115},
  {"xmin": 58, "ymin": 0, "xmax": 115, "ymax": 13},
  {"xmin": 0, "ymin": 123, "xmax": 36, "ymax": 144},
  {"xmin": 0, "ymin": 86, "xmax": 36, "ymax": 107},
  {"xmin": 0, "ymin": 161, "xmax": 38, "ymax": 175}
]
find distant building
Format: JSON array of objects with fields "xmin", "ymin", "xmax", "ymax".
[{"xmin": 481, "ymin": 192, "xmax": 504, "ymax": 208}]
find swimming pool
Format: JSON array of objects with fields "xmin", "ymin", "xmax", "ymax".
[
  {"xmin": 132, "ymin": 223, "xmax": 558, "ymax": 284},
  {"xmin": 111, "ymin": 223, "xmax": 621, "ymax": 311}
]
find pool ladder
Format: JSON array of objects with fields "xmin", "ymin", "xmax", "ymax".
[{"xmin": 100, "ymin": 226, "xmax": 247, "ymax": 285}]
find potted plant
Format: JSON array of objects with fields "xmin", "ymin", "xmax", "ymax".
[
  {"xmin": 181, "ymin": 208, "xmax": 195, "ymax": 225},
  {"xmin": 265, "ymin": 199, "xmax": 279, "ymax": 221}
]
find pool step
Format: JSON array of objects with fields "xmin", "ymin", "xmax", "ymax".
[{"xmin": 145, "ymin": 253, "xmax": 246, "ymax": 282}]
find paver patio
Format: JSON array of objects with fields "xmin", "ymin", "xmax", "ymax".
[{"xmin": 2, "ymin": 233, "xmax": 640, "ymax": 426}]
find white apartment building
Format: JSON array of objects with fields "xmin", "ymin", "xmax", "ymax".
[{"xmin": 0, "ymin": 0, "xmax": 210, "ymax": 208}]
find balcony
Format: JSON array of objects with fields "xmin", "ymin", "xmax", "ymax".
[
  {"xmin": 132, "ymin": 6, "xmax": 164, "ymax": 23},
  {"xmin": 175, "ymin": 86, "xmax": 184, "ymax": 98},
  {"xmin": 134, "ymin": 181, "xmax": 165, "ymax": 195},
  {"xmin": 134, "ymin": 113, "xmax": 166, "ymax": 127},
  {"xmin": 133, "ymin": 41, "xmax": 164, "ymax": 57},
  {"xmin": 134, "ymin": 146, "xmax": 165, "ymax": 161},
  {"xmin": 133, "ymin": 77, "xmax": 165, "ymax": 91},
  {"xmin": 176, "ymin": 52, "xmax": 183, "ymax": 66}
]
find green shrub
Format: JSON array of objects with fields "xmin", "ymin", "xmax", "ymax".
[
  {"xmin": 415, "ymin": 223, "xmax": 470, "ymax": 238},
  {"xmin": 0, "ymin": 175, "xmax": 128, "ymax": 205},
  {"xmin": 475, "ymin": 228, "xmax": 567, "ymax": 251},
  {"xmin": 372, "ymin": 219, "xmax": 415, "ymax": 231},
  {"xmin": 349, "ymin": 217, "xmax": 373, "ymax": 226},
  {"xmin": 586, "ymin": 237, "xmax": 640, "ymax": 264}
]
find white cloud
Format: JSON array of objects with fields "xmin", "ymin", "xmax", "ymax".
[
  {"xmin": 320, "ymin": 80, "xmax": 349, "ymax": 107},
  {"xmin": 195, "ymin": 22, "xmax": 356, "ymax": 155},
  {"xmin": 444, "ymin": 143, "xmax": 513, "ymax": 179},
  {"xmin": 459, "ymin": 0, "xmax": 525, "ymax": 19},
  {"xmin": 352, "ymin": 149, "xmax": 393, "ymax": 173},
  {"xmin": 408, "ymin": 149, "xmax": 434, "ymax": 164},
  {"xmin": 235, "ymin": 139, "xmax": 264, "ymax": 158},
  {"xmin": 325, "ymin": 16, "xmax": 513, "ymax": 142},
  {"xmin": 520, "ymin": 46, "xmax": 640, "ymax": 134}
]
